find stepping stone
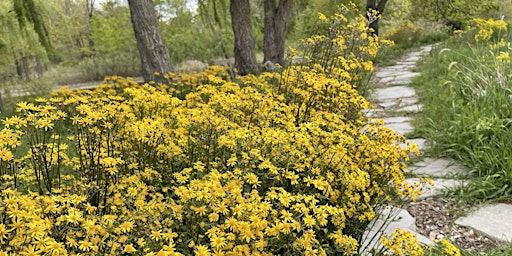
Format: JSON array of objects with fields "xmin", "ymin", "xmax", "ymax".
[
  {"xmin": 374, "ymin": 70, "xmax": 412, "ymax": 78},
  {"xmin": 364, "ymin": 109, "xmax": 383, "ymax": 118},
  {"xmin": 399, "ymin": 104, "xmax": 423, "ymax": 113},
  {"xmin": 408, "ymin": 158, "xmax": 467, "ymax": 177},
  {"xmin": 400, "ymin": 97, "xmax": 419, "ymax": 106},
  {"xmin": 395, "ymin": 72, "xmax": 421, "ymax": 81},
  {"xmin": 404, "ymin": 138, "xmax": 426, "ymax": 153},
  {"xmin": 361, "ymin": 206, "xmax": 433, "ymax": 255},
  {"xmin": 455, "ymin": 204, "xmax": 512, "ymax": 242},
  {"xmin": 374, "ymin": 86, "xmax": 417, "ymax": 101},
  {"xmin": 384, "ymin": 122, "xmax": 414, "ymax": 135},
  {"xmin": 405, "ymin": 178, "xmax": 462, "ymax": 200},
  {"xmin": 376, "ymin": 101, "xmax": 401, "ymax": 109},
  {"xmin": 403, "ymin": 56, "xmax": 421, "ymax": 62},
  {"xmin": 387, "ymin": 73, "xmax": 420, "ymax": 85},
  {"xmin": 383, "ymin": 116, "xmax": 412, "ymax": 124},
  {"xmin": 420, "ymin": 45, "xmax": 433, "ymax": 52},
  {"xmin": 378, "ymin": 76, "xmax": 399, "ymax": 84},
  {"xmin": 396, "ymin": 61, "xmax": 417, "ymax": 65}
]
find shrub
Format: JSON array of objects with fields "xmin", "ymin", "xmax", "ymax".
[
  {"xmin": 413, "ymin": 19, "xmax": 512, "ymax": 202},
  {"xmin": 0, "ymin": 4, "xmax": 435, "ymax": 255}
]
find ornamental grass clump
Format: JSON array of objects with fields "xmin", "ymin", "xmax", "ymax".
[
  {"xmin": 417, "ymin": 18, "xmax": 512, "ymax": 203},
  {"xmin": 0, "ymin": 3, "xmax": 435, "ymax": 255}
]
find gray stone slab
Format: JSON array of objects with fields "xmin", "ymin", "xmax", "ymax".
[
  {"xmin": 396, "ymin": 61, "xmax": 417, "ymax": 66},
  {"xmin": 388, "ymin": 78, "xmax": 413, "ymax": 85},
  {"xmin": 361, "ymin": 206, "xmax": 433, "ymax": 255},
  {"xmin": 455, "ymin": 204, "xmax": 512, "ymax": 242},
  {"xmin": 383, "ymin": 116, "xmax": 412, "ymax": 124},
  {"xmin": 400, "ymin": 97, "xmax": 419, "ymax": 106},
  {"xmin": 405, "ymin": 138, "xmax": 426, "ymax": 153},
  {"xmin": 405, "ymin": 178, "xmax": 462, "ymax": 200},
  {"xmin": 399, "ymin": 104, "xmax": 423, "ymax": 113},
  {"xmin": 363, "ymin": 109, "xmax": 382, "ymax": 118},
  {"xmin": 403, "ymin": 56, "xmax": 421, "ymax": 62},
  {"xmin": 384, "ymin": 122, "xmax": 414, "ymax": 135},
  {"xmin": 421, "ymin": 45, "xmax": 433, "ymax": 52},
  {"xmin": 395, "ymin": 72, "xmax": 420, "ymax": 80},
  {"xmin": 409, "ymin": 158, "xmax": 466, "ymax": 177},
  {"xmin": 374, "ymin": 70, "xmax": 413, "ymax": 78},
  {"xmin": 376, "ymin": 101, "xmax": 401, "ymax": 109},
  {"xmin": 374, "ymin": 86, "xmax": 417, "ymax": 101},
  {"xmin": 378, "ymin": 76, "xmax": 398, "ymax": 84}
]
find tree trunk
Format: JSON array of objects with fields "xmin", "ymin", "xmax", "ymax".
[
  {"xmin": 203, "ymin": 3, "xmax": 229, "ymax": 59},
  {"xmin": 35, "ymin": 55, "xmax": 43, "ymax": 78},
  {"xmin": 366, "ymin": 0, "xmax": 388, "ymax": 37},
  {"xmin": 230, "ymin": 0, "xmax": 259, "ymax": 75},
  {"xmin": 21, "ymin": 56, "xmax": 30, "ymax": 81},
  {"xmin": 128, "ymin": 0, "xmax": 174, "ymax": 83},
  {"xmin": 15, "ymin": 58, "xmax": 22, "ymax": 80},
  {"xmin": 263, "ymin": 0, "xmax": 292, "ymax": 66}
]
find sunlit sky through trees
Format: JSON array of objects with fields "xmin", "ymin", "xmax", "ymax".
[{"xmin": 94, "ymin": 0, "xmax": 198, "ymax": 14}]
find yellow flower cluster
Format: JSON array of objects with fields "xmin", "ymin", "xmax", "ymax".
[
  {"xmin": 0, "ymin": 3, "xmax": 423, "ymax": 255},
  {"xmin": 381, "ymin": 228, "xmax": 424, "ymax": 256},
  {"xmin": 473, "ymin": 17, "xmax": 508, "ymax": 42}
]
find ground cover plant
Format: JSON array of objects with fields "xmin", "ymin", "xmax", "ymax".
[
  {"xmin": 0, "ymin": 4, "xmax": 460, "ymax": 256},
  {"xmin": 411, "ymin": 17, "xmax": 512, "ymax": 203}
]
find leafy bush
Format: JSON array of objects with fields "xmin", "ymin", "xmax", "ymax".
[
  {"xmin": 413, "ymin": 18, "xmax": 512, "ymax": 202},
  {"xmin": 383, "ymin": 23, "xmax": 425, "ymax": 48},
  {"xmin": 0, "ymin": 4, "xmax": 451, "ymax": 255}
]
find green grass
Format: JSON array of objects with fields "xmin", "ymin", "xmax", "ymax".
[
  {"xmin": 376, "ymin": 26, "xmax": 512, "ymax": 254},
  {"xmin": 410, "ymin": 28, "xmax": 512, "ymax": 205}
]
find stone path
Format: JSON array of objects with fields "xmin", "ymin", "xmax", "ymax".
[{"xmin": 361, "ymin": 45, "xmax": 512, "ymax": 254}]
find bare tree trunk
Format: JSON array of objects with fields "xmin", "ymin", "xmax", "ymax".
[
  {"xmin": 22, "ymin": 56, "xmax": 30, "ymax": 81},
  {"xmin": 35, "ymin": 55, "xmax": 43, "ymax": 78},
  {"xmin": 204, "ymin": 4, "xmax": 229, "ymax": 59},
  {"xmin": 230, "ymin": 0, "xmax": 259, "ymax": 75},
  {"xmin": 263, "ymin": 0, "xmax": 292, "ymax": 66},
  {"xmin": 0, "ymin": 90, "xmax": 3, "ymax": 114},
  {"xmin": 85, "ymin": 0, "xmax": 96, "ymax": 58},
  {"xmin": 366, "ymin": 0, "xmax": 389, "ymax": 37},
  {"xmin": 128, "ymin": 0, "xmax": 174, "ymax": 83},
  {"xmin": 15, "ymin": 58, "xmax": 22, "ymax": 80}
]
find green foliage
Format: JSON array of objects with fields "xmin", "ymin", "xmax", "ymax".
[
  {"xmin": 409, "ymin": 0, "xmax": 498, "ymax": 26},
  {"xmin": 411, "ymin": 21, "xmax": 512, "ymax": 203},
  {"xmin": 46, "ymin": 0, "xmax": 94, "ymax": 64},
  {"xmin": 91, "ymin": 4, "xmax": 137, "ymax": 60},
  {"xmin": 0, "ymin": 8, "xmax": 427, "ymax": 254},
  {"xmin": 160, "ymin": 4, "xmax": 232, "ymax": 63},
  {"xmin": 12, "ymin": 0, "xmax": 56, "ymax": 60}
]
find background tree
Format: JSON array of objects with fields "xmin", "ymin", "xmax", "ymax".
[
  {"xmin": 47, "ymin": 0, "xmax": 96, "ymax": 64},
  {"xmin": 230, "ymin": 0, "xmax": 258, "ymax": 75},
  {"xmin": 408, "ymin": 0, "xmax": 498, "ymax": 28},
  {"xmin": 197, "ymin": 0, "xmax": 232, "ymax": 60},
  {"xmin": 12, "ymin": 0, "xmax": 57, "ymax": 61},
  {"xmin": 90, "ymin": 2, "xmax": 139, "ymax": 78},
  {"xmin": 127, "ymin": 0, "xmax": 173, "ymax": 83},
  {"xmin": 366, "ymin": 0, "xmax": 389, "ymax": 36},
  {"xmin": 263, "ymin": 0, "xmax": 293, "ymax": 65},
  {"xmin": 1, "ymin": 0, "xmax": 48, "ymax": 81}
]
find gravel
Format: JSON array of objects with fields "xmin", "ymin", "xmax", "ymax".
[{"xmin": 407, "ymin": 197, "xmax": 501, "ymax": 254}]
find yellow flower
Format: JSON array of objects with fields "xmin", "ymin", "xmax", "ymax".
[
  {"xmin": 0, "ymin": 224, "xmax": 11, "ymax": 242},
  {"xmin": 119, "ymin": 221, "xmax": 134, "ymax": 233},
  {"xmin": 194, "ymin": 245, "xmax": 211, "ymax": 256},
  {"xmin": 78, "ymin": 239, "xmax": 92, "ymax": 252},
  {"xmin": 303, "ymin": 215, "xmax": 316, "ymax": 227},
  {"xmin": 440, "ymin": 239, "xmax": 461, "ymax": 256},
  {"xmin": 123, "ymin": 243, "xmax": 137, "ymax": 253},
  {"xmin": 210, "ymin": 235, "xmax": 227, "ymax": 250},
  {"xmin": 150, "ymin": 230, "xmax": 162, "ymax": 241}
]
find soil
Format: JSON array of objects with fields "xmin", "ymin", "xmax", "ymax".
[{"xmin": 407, "ymin": 197, "xmax": 503, "ymax": 254}]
